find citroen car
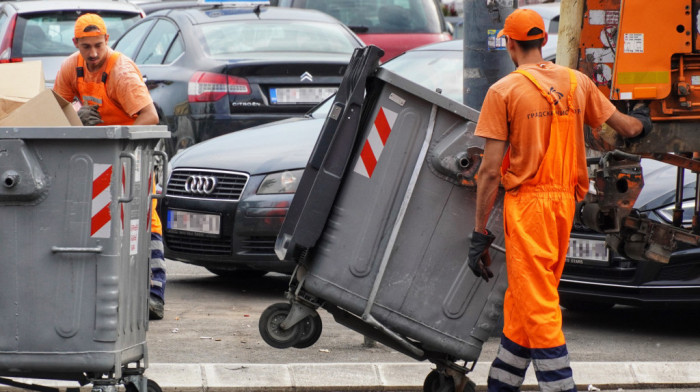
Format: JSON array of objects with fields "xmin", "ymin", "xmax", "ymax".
[
  {"xmin": 161, "ymin": 39, "xmax": 464, "ymax": 278},
  {"xmin": 111, "ymin": 1, "xmax": 364, "ymax": 157}
]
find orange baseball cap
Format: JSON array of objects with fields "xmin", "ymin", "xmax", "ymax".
[
  {"xmin": 497, "ymin": 8, "xmax": 546, "ymax": 41},
  {"xmin": 74, "ymin": 13, "xmax": 108, "ymax": 39}
]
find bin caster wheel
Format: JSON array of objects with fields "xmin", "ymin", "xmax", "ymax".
[
  {"xmin": 293, "ymin": 311, "xmax": 323, "ymax": 349},
  {"xmin": 423, "ymin": 370, "xmax": 475, "ymax": 392},
  {"xmin": 259, "ymin": 302, "xmax": 302, "ymax": 349},
  {"xmin": 125, "ymin": 379, "xmax": 162, "ymax": 392}
]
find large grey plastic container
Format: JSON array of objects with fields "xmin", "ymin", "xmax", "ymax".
[
  {"xmin": 276, "ymin": 68, "xmax": 507, "ymax": 363},
  {"xmin": 0, "ymin": 125, "xmax": 168, "ymax": 382}
]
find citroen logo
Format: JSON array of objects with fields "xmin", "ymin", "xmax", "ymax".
[
  {"xmin": 184, "ymin": 175, "xmax": 217, "ymax": 194},
  {"xmin": 300, "ymin": 72, "xmax": 313, "ymax": 82}
]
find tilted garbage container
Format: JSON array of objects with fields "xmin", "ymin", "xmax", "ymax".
[
  {"xmin": 0, "ymin": 125, "xmax": 169, "ymax": 392},
  {"xmin": 260, "ymin": 46, "xmax": 507, "ymax": 391}
]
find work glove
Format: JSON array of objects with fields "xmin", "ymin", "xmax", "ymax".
[
  {"xmin": 627, "ymin": 102, "xmax": 652, "ymax": 140},
  {"xmin": 467, "ymin": 229, "xmax": 496, "ymax": 282},
  {"xmin": 77, "ymin": 104, "xmax": 103, "ymax": 126}
]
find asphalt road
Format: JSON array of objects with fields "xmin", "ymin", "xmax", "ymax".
[{"xmin": 148, "ymin": 260, "xmax": 700, "ymax": 366}]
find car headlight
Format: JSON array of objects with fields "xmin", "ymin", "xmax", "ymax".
[
  {"xmin": 257, "ymin": 170, "xmax": 303, "ymax": 194},
  {"xmin": 656, "ymin": 200, "xmax": 696, "ymax": 227}
]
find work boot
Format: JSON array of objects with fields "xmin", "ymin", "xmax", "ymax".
[{"xmin": 149, "ymin": 294, "xmax": 165, "ymax": 320}]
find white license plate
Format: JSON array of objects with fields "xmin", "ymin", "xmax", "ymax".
[
  {"xmin": 566, "ymin": 237, "xmax": 610, "ymax": 265},
  {"xmin": 270, "ymin": 87, "xmax": 338, "ymax": 104},
  {"xmin": 167, "ymin": 210, "xmax": 221, "ymax": 235}
]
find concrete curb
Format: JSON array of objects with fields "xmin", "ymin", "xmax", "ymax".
[
  {"xmin": 2, "ymin": 362, "xmax": 699, "ymax": 391},
  {"xmin": 140, "ymin": 361, "xmax": 700, "ymax": 391}
]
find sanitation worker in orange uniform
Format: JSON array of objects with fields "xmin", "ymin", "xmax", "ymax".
[
  {"xmin": 54, "ymin": 13, "xmax": 167, "ymax": 320},
  {"xmin": 469, "ymin": 9, "xmax": 652, "ymax": 392}
]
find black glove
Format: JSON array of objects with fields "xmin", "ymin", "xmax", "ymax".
[
  {"xmin": 468, "ymin": 229, "xmax": 496, "ymax": 282},
  {"xmin": 627, "ymin": 102, "xmax": 652, "ymax": 139},
  {"xmin": 78, "ymin": 104, "xmax": 103, "ymax": 126}
]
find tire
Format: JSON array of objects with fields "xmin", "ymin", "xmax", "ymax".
[
  {"xmin": 293, "ymin": 312, "xmax": 323, "ymax": 349},
  {"xmin": 560, "ymin": 297, "xmax": 615, "ymax": 312},
  {"xmin": 423, "ymin": 370, "xmax": 454, "ymax": 392},
  {"xmin": 206, "ymin": 267, "xmax": 267, "ymax": 279},
  {"xmin": 258, "ymin": 303, "xmax": 302, "ymax": 349},
  {"xmin": 124, "ymin": 379, "xmax": 162, "ymax": 392}
]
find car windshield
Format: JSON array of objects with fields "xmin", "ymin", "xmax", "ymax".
[
  {"xmin": 280, "ymin": 0, "xmax": 443, "ymax": 34},
  {"xmin": 198, "ymin": 20, "xmax": 357, "ymax": 56},
  {"xmin": 382, "ymin": 49, "xmax": 463, "ymax": 102},
  {"xmin": 16, "ymin": 12, "xmax": 141, "ymax": 57}
]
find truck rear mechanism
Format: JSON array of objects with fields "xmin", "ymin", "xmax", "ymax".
[{"xmin": 565, "ymin": 0, "xmax": 700, "ymax": 264}]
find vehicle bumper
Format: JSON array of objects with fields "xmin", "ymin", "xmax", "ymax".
[{"xmin": 161, "ymin": 177, "xmax": 295, "ymax": 274}]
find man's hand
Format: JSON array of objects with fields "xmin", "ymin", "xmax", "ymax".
[
  {"xmin": 468, "ymin": 229, "xmax": 496, "ymax": 282},
  {"xmin": 628, "ymin": 102, "xmax": 652, "ymax": 139},
  {"xmin": 78, "ymin": 105, "xmax": 103, "ymax": 126}
]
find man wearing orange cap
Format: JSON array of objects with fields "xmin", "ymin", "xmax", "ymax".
[
  {"xmin": 467, "ymin": 8, "xmax": 652, "ymax": 391},
  {"xmin": 53, "ymin": 13, "xmax": 167, "ymax": 320}
]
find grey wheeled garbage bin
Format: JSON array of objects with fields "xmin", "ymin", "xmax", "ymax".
[
  {"xmin": 261, "ymin": 46, "xmax": 507, "ymax": 391},
  {"xmin": 0, "ymin": 125, "xmax": 169, "ymax": 392}
]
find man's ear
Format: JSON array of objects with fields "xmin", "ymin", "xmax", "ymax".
[
  {"xmin": 542, "ymin": 32, "xmax": 549, "ymax": 47},
  {"xmin": 73, "ymin": 37, "xmax": 78, "ymax": 48},
  {"xmin": 105, "ymin": 34, "xmax": 109, "ymax": 45}
]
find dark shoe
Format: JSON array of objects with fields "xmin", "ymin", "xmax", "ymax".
[{"xmin": 149, "ymin": 295, "xmax": 164, "ymax": 320}]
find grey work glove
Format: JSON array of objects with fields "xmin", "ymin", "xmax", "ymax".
[
  {"xmin": 627, "ymin": 102, "xmax": 652, "ymax": 140},
  {"xmin": 77, "ymin": 104, "xmax": 103, "ymax": 126},
  {"xmin": 468, "ymin": 229, "xmax": 495, "ymax": 282}
]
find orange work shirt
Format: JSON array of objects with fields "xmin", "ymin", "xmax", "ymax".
[
  {"xmin": 54, "ymin": 49, "xmax": 153, "ymax": 122},
  {"xmin": 474, "ymin": 62, "xmax": 616, "ymax": 201}
]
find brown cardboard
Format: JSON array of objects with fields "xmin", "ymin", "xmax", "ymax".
[
  {"xmin": 0, "ymin": 61, "xmax": 45, "ymax": 100},
  {"xmin": 0, "ymin": 90, "xmax": 82, "ymax": 127},
  {"xmin": 0, "ymin": 61, "xmax": 82, "ymax": 127}
]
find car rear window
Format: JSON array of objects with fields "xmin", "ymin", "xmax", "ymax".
[
  {"xmin": 198, "ymin": 20, "xmax": 357, "ymax": 56},
  {"xmin": 15, "ymin": 11, "xmax": 141, "ymax": 57},
  {"xmin": 381, "ymin": 49, "xmax": 462, "ymax": 102},
  {"xmin": 279, "ymin": 0, "xmax": 443, "ymax": 34}
]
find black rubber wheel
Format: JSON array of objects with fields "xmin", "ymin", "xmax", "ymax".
[
  {"xmin": 293, "ymin": 312, "xmax": 323, "ymax": 349},
  {"xmin": 124, "ymin": 379, "xmax": 162, "ymax": 392},
  {"xmin": 258, "ymin": 302, "xmax": 302, "ymax": 349},
  {"xmin": 423, "ymin": 370, "xmax": 455, "ymax": 392}
]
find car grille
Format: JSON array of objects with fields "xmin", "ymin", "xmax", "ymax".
[
  {"xmin": 166, "ymin": 232, "xmax": 232, "ymax": 255},
  {"xmin": 167, "ymin": 169, "xmax": 249, "ymax": 200},
  {"xmin": 240, "ymin": 236, "xmax": 277, "ymax": 256}
]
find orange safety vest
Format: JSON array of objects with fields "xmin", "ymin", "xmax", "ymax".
[
  {"xmin": 500, "ymin": 68, "xmax": 579, "ymax": 349},
  {"xmin": 76, "ymin": 52, "xmax": 138, "ymax": 126}
]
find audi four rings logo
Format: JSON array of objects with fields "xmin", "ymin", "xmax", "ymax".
[{"xmin": 185, "ymin": 175, "xmax": 218, "ymax": 194}]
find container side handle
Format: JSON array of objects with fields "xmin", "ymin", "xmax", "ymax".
[
  {"xmin": 51, "ymin": 246, "xmax": 103, "ymax": 254},
  {"xmin": 152, "ymin": 150, "xmax": 168, "ymax": 201},
  {"xmin": 118, "ymin": 152, "xmax": 136, "ymax": 203}
]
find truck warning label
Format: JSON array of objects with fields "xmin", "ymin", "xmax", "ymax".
[{"xmin": 623, "ymin": 33, "xmax": 644, "ymax": 53}]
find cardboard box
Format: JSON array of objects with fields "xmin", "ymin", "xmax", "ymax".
[{"xmin": 0, "ymin": 61, "xmax": 82, "ymax": 127}]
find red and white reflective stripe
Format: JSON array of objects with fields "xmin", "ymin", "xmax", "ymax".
[
  {"xmin": 354, "ymin": 107, "xmax": 397, "ymax": 178},
  {"xmin": 91, "ymin": 164, "xmax": 113, "ymax": 238}
]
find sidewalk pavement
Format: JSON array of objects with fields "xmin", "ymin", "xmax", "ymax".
[
  {"xmin": 141, "ymin": 361, "xmax": 700, "ymax": 391},
  {"xmin": 2, "ymin": 362, "xmax": 699, "ymax": 391}
]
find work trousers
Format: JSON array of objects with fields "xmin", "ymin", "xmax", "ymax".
[
  {"xmin": 150, "ymin": 232, "xmax": 166, "ymax": 301},
  {"xmin": 488, "ymin": 188, "xmax": 576, "ymax": 392}
]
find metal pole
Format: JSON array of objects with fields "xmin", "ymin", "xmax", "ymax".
[{"xmin": 462, "ymin": 0, "xmax": 516, "ymax": 110}]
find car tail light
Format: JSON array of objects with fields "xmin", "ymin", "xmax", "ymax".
[
  {"xmin": 0, "ymin": 14, "xmax": 21, "ymax": 63},
  {"xmin": 187, "ymin": 71, "xmax": 251, "ymax": 103}
]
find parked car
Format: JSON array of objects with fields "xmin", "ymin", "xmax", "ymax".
[
  {"xmin": 274, "ymin": 0, "xmax": 453, "ymax": 62},
  {"xmin": 161, "ymin": 39, "xmax": 463, "ymax": 278},
  {"xmin": 0, "ymin": 0, "xmax": 144, "ymax": 87},
  {"xmin": 562, "ymin": 160, "xmax": 700, "ymax": 310},
  {"xmin": 111, "ymin": 2, "xmax": 364, "ymax": 157}
]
